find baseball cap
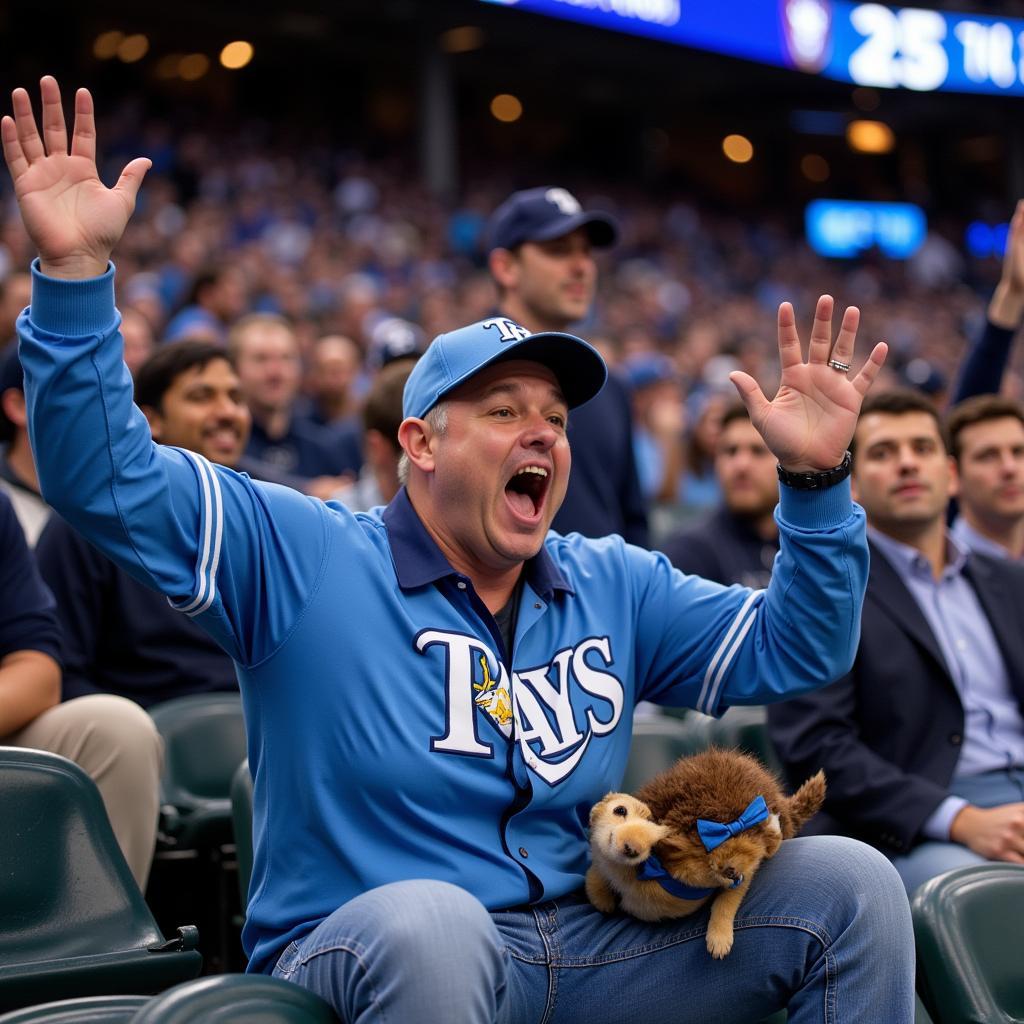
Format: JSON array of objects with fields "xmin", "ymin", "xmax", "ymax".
[
  {"xmin": 486, "ymin": 187, "xmax": 619, "ymax": 252},
  {"xmin": 369, "ymin": 316, "xmax": 427, "ymax": 370},
  {"xmin": 402, "ymin": 316, "xmax": 607, "ymax": 420}
]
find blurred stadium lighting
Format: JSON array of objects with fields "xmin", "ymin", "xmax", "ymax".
[
  {"xmin": 490, "ymin": 93, "xmax": 523, "ymax": 122},
  {"xmin": 965, "ymin": 220, "xmax": 1010, "ymax": 259},
  {"xmin": 220, "ymin": 41, "xmax": 254, "ymax": 69},
  {"xmin": 117, "ymin": 34, "xmax": 149, "ymax": 63},
  {"xmin": 155, "ymin": 54, "xmax": 181, "ymax": 80},
  {"xmin": 801, "ymin": 153, "xmax": 830, "ymax": 182},
  {"xmin": 846, "ymin": 118, "xmax": 894, "ymax": 153},
  {"xmin": 440, "ymin": 26, "xmax": 485, "ymax": 53},
  {"xmin": 806, "ymin": 199, "xmax": 926, "ymax": 258},
  {"xmin": 93, "ymin": 31, "xmax": 124, "ymax": 60},
  {"xmin": 722, "ymin": 134, "xmax": 754, "ymax": 163},
  {"xmin": 178, "ymin": 54, "xmax": 211, "ymax": 81}
]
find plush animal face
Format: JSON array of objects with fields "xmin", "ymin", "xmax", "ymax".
[
  {"xmin": 657, "ymin": 813, "xmax": 782, "ymax": 890},
  {"xmin": 589, "ymin": 792, "xmax": 671, "ymax": 866}
]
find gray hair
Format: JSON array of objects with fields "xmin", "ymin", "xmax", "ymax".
[{"xmin": 397, "ymin": 402, "xmax": 449, "ymax": 485}]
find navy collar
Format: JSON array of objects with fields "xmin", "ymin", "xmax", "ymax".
[{"xmin": 381, "ymin": 487, "xmax": 574, "ymax": 600}]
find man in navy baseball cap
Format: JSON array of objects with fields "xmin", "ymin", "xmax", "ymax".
[
  {"xmin": 486, "ymin": 186, "xmax": 618, "ymax": 253},
  {"xmin": 486, "ymin": 187, "xmax": 648, "ymax": 546}
]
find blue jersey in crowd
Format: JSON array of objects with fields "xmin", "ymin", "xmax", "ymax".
[{"xmin": 20, "ymin": 262, "xmax": 868, "ymax": 975}]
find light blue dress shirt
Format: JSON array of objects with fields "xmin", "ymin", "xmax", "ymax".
[
  {"xmin": 950, "ymin": 515, "xmax": 1023, "ymax": 563},
  {"xmin": 869, "ymin": 528, "xmax": 1024, "ymax": 840}
]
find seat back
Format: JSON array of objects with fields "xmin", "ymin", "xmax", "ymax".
[
  {"xmin": 0, "ymin": 748, "xmax": 162, "ymax": 963},
  {"xmin": 0, "ymin": 995, "xmax": 149, "ymax": 1023},
  {"xmin": 912, "ymin": 863, "xmax": 1024, "ymax": 1024},
  {"xmin": 130, "ymin": 975, "xmax": 339, "ymax": 1023},
  {"xmin": 149, "ymin": 694, "xmax": 246, "ymax": 808},
  {"xmin": 0, "ymin": 748, "xmax": 201, "ymax": 1010},
  {"xmin": 229, "ymin": 760, "xmax": 254, "ymax": 907},
  {"xmin": 620, "ymin": 715, "xmax": 712, "ymax": 791}
]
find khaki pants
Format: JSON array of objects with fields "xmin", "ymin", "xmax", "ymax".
[{"xmin": 4, "ymin": 694, "xmax": 163, "ymax": 889}]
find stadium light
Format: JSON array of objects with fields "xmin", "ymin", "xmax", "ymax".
[
  {"xmin": 801, "ymin": 154, "xmax": 830, "ymax": 182},
  {"xmin": 220, "ymin": 41, "xmax": 254, "ymax": 70},
  {"xmin": 490, "ymin": 94, "xmax": 523, "ymax": 123},
  {"xmin": 117, "ymin": 34, "xmax": 149, "ymax": 64},
  {"xmin": 846, "ymin": 119, "xmax": 895, "ymax": 154},
  {"xmin": 179, "ymin": 54, "xmax": 211, "ymax": 81},
  {"xmin": 93, "ymin": 31, "xmax": 124, "ymax": 60},
  {"xmin": 440, "ymin": 26, "xmax": 485, "ymax": 53},
  {"xmin": 722, "ymin": 134, "xmax": 754, "ymax": 163}
]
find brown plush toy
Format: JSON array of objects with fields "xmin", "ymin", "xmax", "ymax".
[{"xmin": 586, "ymin": 747, "xmax": 825, "ymax": 958}]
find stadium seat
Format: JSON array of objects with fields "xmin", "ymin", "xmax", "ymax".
[
  {"xmin": 0, "ymin": 996, "xmax": 149, "ymax": 1023},
  {"xmin": 0, "ymin": 748, "xmax": 201, "ymax": 1012},
  {"xmin": 129, "ymin": 975, "xmax": 339, "ymax": 1023},
  {"xmin": 912, "ymin": 863, "xmax": 1024, "ymax": 1024},
  {"xmin": 149, "ymin": 694, "xmax": 247, "ymax": 849},
  {"xmin": 706, "ymin": 705, "xmax": 783, "ymax": 775},
  {"xmin": 229, "ymin": 760, "xmax": 254, "ymax": 908},
  {"xmin": 620, "ymin": 714, "xmax": 712, "ymax": 791}
]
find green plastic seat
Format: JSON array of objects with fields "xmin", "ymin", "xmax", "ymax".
[
  {"xmin": 0, "ymin": 748, "xmax": 201, "ymax": 1012},
  {"xmin": 149, "ymin": 694, "xmax": 247, "ymax": 848},
  {"xmin": 912, "ymin": 863, "xmax": 1024, "ymax": 1024},
  {"xmin": 130, "ymin": 975, "xmax": 339, "ymax": 1023},
  {"xmin": 706, "ymin": 705, "xmax": 783, "ymax": 775},
  {"xmin": 229, "ymin": 760, "xmax": 254, "ymax": 908},
  {"xmin": 0, "ymin": 996, "xmax": 149, "ymax": 1023},
  {"xmin": 620, "ymin": 714, "xmax": 712, "ymax": 791}
]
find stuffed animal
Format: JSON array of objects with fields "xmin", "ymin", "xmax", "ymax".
[{"xmin": 586, "ymin": 747, "xmax": 825, "ymax": 958}]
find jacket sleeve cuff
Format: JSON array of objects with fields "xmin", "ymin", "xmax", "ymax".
[
  {"xmin": 777, "ymin": 477, "xmax": 855, "ymax": 531},
  {"xmin": 29, "ymin": 258, "xmax": 117, "ymax": 337}
]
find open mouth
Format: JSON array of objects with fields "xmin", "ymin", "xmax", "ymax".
[{"xmin": 504, "ymin": 464, "xmax": 550, "ymax": 522}]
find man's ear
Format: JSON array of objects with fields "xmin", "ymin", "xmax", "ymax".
[
  {"xmin": 1, "ymin": 388, "xmax": 27, "ymax": 429},
  {"xmin": 488, "ymin": 248, "xmax": 519, "ymax": 293},
  {"xmin": 141, "ymin": 404, "xmax": 164, "ymax": 442},
  {"xmin": 397, "ymin": 416, "xmax": 436, "ymax": 475}
]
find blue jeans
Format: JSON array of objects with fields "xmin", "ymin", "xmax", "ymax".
[
  {"xmin": 890, "ymin": 767, "xmax": 1024, "ymax": 896},
  {"xmin": 271, "ymin": 836, "xmax": 914, "ymax": 1023}
]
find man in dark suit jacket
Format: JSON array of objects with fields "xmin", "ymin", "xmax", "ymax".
[{"xmin": 769, "ymin": 389, "xmax": 1024, "ymax": 894}]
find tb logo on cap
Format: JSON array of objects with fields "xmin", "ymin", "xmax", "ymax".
[
  {"xmin": 545, "ymin": 188, "xmax": 581, "ymax": 215},
  {"xmin": 482, "ymin": 317, "xmax": 532, "ymax": 343}
]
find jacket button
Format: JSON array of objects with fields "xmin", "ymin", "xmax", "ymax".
[
  {"xmin": 518, "ymin": 847, "xmax": 529, "ymax": 858},
  {"xmin": 949, "ymin": 732, "xmax": 962, "ymax": 746}
]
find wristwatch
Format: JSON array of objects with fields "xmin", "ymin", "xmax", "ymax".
[{"xmin": 776, "ymin": 450, "xmax": 852, "ymax": 491}]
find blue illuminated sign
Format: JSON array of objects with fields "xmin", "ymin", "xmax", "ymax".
[
  {"xmin": 805, "ymin": 200, "xmax": 927, "ymax": 258},
  {"xmin": 477, "ymin": 0, "xmax": 1024, "ymax": 96}
]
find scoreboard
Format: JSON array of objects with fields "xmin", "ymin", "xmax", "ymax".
[{"xmin": 478, "ymin": 0, "xmax": 1024, "ymax": 97}]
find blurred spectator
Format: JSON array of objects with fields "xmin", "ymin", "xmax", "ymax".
[
  {"xmin": 164, "ymin": 262, "xmax": 248, "ymax": 343},
  {"xmin": 623, "ymin": 353, "xmax": 685, "ymax": 504},
  {"xmin": 304, "ymin": 333, "xmax": 362, "ymax": 428},
  {"xmin": 947, "ymin": 395, "xmax": 1024, "ymax": 560},
  {"xmin": 35, "ymin": 341, "xmax": 246, "ymax": 708},
  {"xmin": 121, "ymin": 307, "xmax": 156, "ymax": 377},
  {"xmin": 487, "ymin": 186, "xmax": 648, "ymax": 545},
  {"xmin": 662, "ymin": 402, "xmax": 779, "ymax": 588},
  {"xmin": 0, "ymin": 344, "xmax": 49, "ymax": 544},
  {"xmin": 230, "ymin": 314, "xmax": 361, "ymax": 495},
  {"xmin": 679, "ymin": 391, "xmax": 728, "ymax": 512},
  {"xmin": 332, "ymin": 359, "xmax": 412, "ymax": 512},
  {"xmin": 0, "ymin": 271, "xmax": 30, "ymax": 345},
  {"xmin": 769, "ymin": 390, "xmax": 1024, "ymax": 896},
  {"xmin": 1, "ymin": 489, "xmax": 161, "ymax": 888},
  {"xmin": 368, "ymin": 316, "xmax": 426, "ymax": 371}
]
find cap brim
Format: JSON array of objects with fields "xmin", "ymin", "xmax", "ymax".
[
  {"xmin": 530, "ymin": 211, "xmax": 619, "ymax": 249},
  {"xmin": 440, "ymin": 331, "xmax": 607, "ymax": 412}
]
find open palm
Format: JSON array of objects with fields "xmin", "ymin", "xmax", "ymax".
[
  {"xmin": 2, "ymin": 77, "xmax": 150, "ymax": 278},
  {"xmin": 730, "ymin": 297, "xmax": 888, "ymax": 472}
]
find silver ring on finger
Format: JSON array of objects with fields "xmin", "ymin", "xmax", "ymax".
[{"xmin": 827, "ymin": 358, "xmax": 852, "ymax": 373}]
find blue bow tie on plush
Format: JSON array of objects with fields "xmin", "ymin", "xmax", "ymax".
[
  {"xmin": 696, "ymin": 795, "xmax": 770, "ymax": 852},
  {"xmin": 636, "ymin": 852, "xmax": 719, "ymax": 900}
]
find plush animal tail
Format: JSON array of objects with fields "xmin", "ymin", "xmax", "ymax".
[{"xmin": 780, "ymin": 770, "xmax": 826, "ymax": 837}]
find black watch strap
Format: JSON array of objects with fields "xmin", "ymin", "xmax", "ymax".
[{"xmin": 777, "ymin": 450, "xmax": 852, "ymax": 491}]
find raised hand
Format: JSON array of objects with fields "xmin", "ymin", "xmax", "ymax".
[
  {"xmin": 729, "ymin": 295, "xmax": 888, "ymax": 473},
  {"xmin": 989, "ymin": 199, "xmax": 1024, "ymax": 330},
  {"xmin": 1, "ymin": 76, "xmax": 150, "ymax": 279}
]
